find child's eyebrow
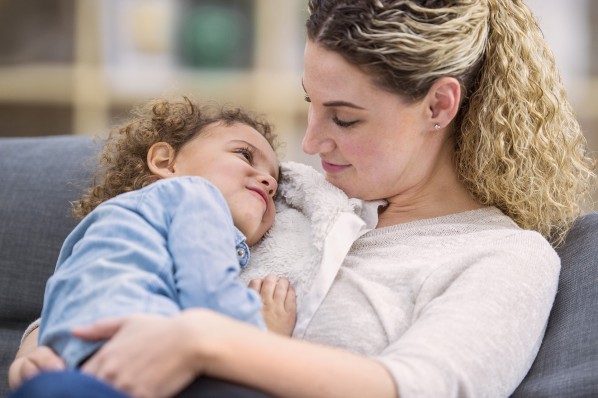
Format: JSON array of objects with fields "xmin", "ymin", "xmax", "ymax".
[{"xmin": 230, "ymin": 139, "xmax": 279, "ymax": 180}]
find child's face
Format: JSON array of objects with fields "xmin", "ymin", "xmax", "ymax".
[{"xmin": 171, "ymin": 122, "xmax": 279, "ymax": 246}]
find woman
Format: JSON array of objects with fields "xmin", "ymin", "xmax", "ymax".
[{"xmin": 9, "ymin": 1, "xmax": 595, "ymax": 397}]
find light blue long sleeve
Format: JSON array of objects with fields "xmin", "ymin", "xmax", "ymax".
[{"xmin": 39, "ymin": 176, "xmax": 264, "ymax": 368}]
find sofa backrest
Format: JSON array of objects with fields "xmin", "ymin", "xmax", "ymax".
[
  {"xmin": 511, "ymin": 212, "xmax": 598, "ymax": 397},
  {"xmin": 0, "ymin": 135, "xmax": 99, "ymax": 396}
]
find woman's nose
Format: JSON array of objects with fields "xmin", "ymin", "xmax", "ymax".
[
  {"xmin": 302, "ymin": 113, "xmax": 334, "ymax": 155},
  {"xmin": 302, "ymin": 124, "xmax": 319, "ymax": 155}
]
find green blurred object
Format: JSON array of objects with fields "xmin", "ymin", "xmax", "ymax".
[{"xmin": 180, "ymin": 2, "xmax": 253, "ymax": 68}]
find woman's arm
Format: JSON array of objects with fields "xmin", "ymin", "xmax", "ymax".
[
  {"xmin": 201, "ymin": 311, "xmax": 396, "ymax": 398},
  {"xmin": 8, "ymin": 328, "xmax": 66, "ymax": 389},
  {"xmin": 74, "ymin": 310, "xmax": 397, "ymax": 398}
]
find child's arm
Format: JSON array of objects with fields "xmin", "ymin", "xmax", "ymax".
[
  {"xmin": 249, "ymin": 274, "xmax": 297, "ymax": 336},
  {"xmin": 38, "ymin": 200, "xmax": 182, "ymax": 368},
  {"xmin": 164, "ymin": 177, "xmax": 265, "ymax": 328}
]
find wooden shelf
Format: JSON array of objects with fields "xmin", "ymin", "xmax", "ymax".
[
  {"xmin": 0, "ymin": 65, "xmax": 73, "ymax": 104},
  {"xmin": 0, "ymin": 0, "xmax": 307, "ymax": 142}
]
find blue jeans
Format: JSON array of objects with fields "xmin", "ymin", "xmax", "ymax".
[
  {"xmin": 8, "ymin": 371, "xmax": 128, "ymax": 398},
  {"xmin": 9, "ymin": 371, "xmax": 272, "ymax": 398}
]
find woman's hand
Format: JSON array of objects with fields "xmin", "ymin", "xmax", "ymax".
[
  {"xmin": 73, "ymin": 314, "xmax": 206, "ymax": 398},
  {"xmin": 75, "ymin": 309, "xmax": 396, "ymax": 398},
  {"xmin": 249, "ymin": 274, "xmax": 297, "ymax": 336},
  {"xmin": 8, "ymin": 328, "xmax": 66, "ymax": 389}
]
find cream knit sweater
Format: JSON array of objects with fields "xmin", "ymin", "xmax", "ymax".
[{"xmin": 242, "ymin": 161, "xmax": 560, "ymax": 398}]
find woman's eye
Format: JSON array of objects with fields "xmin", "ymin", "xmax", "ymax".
[
  {"xmin": 303, "ymin": 94, "xmax": 311, "ymax": 103},
  {"xmin": 333, "ymin": 115, "xmax": 358, "ymax": 128}
]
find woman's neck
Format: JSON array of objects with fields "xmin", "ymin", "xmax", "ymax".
[{"xmin": 376, "ymin": 164, "xmax": 484, "ymax": 228}]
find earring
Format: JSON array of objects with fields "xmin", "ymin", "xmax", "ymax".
[{"xmin": 434, "ymin": 124, "xmax": 441, "ymax": 130}]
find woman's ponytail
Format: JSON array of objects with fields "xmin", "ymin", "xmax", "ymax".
[{"xmin": 457, "ymin": 0, "xmax": 595, "ymax": 244}]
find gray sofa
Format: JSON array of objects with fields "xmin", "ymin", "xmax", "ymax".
[{"xmin": 1, "ymin": 135, "xmax": 597, "ymax": 397}]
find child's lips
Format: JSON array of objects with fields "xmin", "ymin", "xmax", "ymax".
[{"xmin": 248, "ymin": 187, "xmax": 268, "ymax": 210}]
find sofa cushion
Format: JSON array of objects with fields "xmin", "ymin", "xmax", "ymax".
[
  {"xmin": 512, "ymin": 212, "xmax": 598, "ymax": 397},
  {"xmin": 0, "ymin": 135, "xmax": 98, "ymax": 396}
]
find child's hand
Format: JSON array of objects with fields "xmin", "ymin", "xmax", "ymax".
[
  {"xmin": 249, "ymin": 274, "xmax": 297, "ymax": 336},
  {"xmin": 8, "ymin": 328, "xmax": 66, "ymax": 390}
]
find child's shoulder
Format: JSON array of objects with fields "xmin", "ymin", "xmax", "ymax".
[
  {"xmin": 151, "ymin": 175, "xmax": 210, "ymax": 189},
  {"xmin": 97, "ymin": 176, "xmax": 228, "ymax": 216},
  {"xmin": 144, "ymin": 176, "xmax": 223, "ymax": 200}
]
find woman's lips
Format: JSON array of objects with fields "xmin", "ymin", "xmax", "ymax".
[{"xmin": 321, "ymin": 159, "xmax": 350, "ymax": 173}]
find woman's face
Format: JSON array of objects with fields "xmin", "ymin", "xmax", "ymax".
[{"xmin": 302, "ymin": 40, "xmax": 446, "ymax": 202}]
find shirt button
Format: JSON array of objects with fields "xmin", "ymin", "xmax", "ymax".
[{"xmin": 237, "ymin": 248, "xmax": 246, "ymax": 258}]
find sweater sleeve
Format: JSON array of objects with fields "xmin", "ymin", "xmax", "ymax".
[{"xmin": 375, "ymin": 231, "xmax": 560, "ymax": 398}]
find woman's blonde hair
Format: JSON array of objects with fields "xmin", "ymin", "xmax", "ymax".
[
  {"xmin": 73, "ymin": 97, "xmax": 278, "ymax": 219},
  {"xmin": 307, "ymin": 0, "xmax": 596, "ymax": 244}
]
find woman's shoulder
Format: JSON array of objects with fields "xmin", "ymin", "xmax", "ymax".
[
  {"xmin": 363, "ymin": 207, "xmax": 521, "ymax": 241},
  {"xmin": 362, "ymin": 206, "xmax": 559, "ymax": 264},
  {"xmin": 461, "ymin": 207, "xmax": 557, "ymax": 254},
  {"xmin": 437, "ymin": 207, "xmax": 560, "ymax": 274}
]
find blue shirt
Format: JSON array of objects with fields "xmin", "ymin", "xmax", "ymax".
[{"xmin": 39, "ymin": 176, "xmax": 265, "ymax": 368}]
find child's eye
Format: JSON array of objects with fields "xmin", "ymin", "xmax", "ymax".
[
  {"xmin": 235, "ymin": 147, "xmax": 254, "ymax": 163},
  {"xmin": 333, "ymin": 115, "xmax": 358, "ymax": 128},
  {"xmin": 304, "ymin": 94, "xmax": 311, "ymax": 103}
]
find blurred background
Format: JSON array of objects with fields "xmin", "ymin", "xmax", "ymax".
[{"xmin": 0, "ymin": 0, "xmax": 596, "ymax": 183}]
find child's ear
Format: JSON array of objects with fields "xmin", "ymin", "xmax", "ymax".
[{"xmin": 147, "ymin": 142, "xmax": 176, "ymax": 179}]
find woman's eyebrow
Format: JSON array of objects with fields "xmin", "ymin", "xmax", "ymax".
[
  {"xmin": 322, "ymin": 100, "xmax": 365, "ymax": 110},
  {"xmin": 301, "ymin": 79, "xmax": 365, "ymax": 110}
]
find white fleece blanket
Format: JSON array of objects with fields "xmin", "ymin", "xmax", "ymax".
[{"xmin": 240, "ymin": 161, "xmax": 383, "ymax": 337}]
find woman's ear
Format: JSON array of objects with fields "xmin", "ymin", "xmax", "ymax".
[
  {"xmin": 426, "ymin": 77, "xmax": 461, "ymax": 130},
  {"xmin": 147, "ymin": 142, "xmax": 176, "ymax": 179}
]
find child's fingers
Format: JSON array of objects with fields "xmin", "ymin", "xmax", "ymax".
[
  {"xmin": 11, "ymin": 359, "xmax": 40, "ymax": 388},
  {"xmin": 8, "ymin": 348, "xmax": 66, "ymax": 390},
  {"xmin": 30, "ymin": 347, "xmax": 66, "ymax": 371},
  {"xmin": 284, "ymin": 284, "xmax": 297, "ymax": 313},
  {"xmin": 273, "ymin": 277, "xmax": 290, "ymax": 303},
  {"xmin": 248, "ymin": 278, "xmax": 263, "ymax": 292},
  {"xmin": 259, "ymin": 274, "xmax": 278, "ymax": 301}
]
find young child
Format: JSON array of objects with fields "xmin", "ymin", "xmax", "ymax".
[{"xmin": 38, "ymin": 97, "xmax": 296, "ymax": 369}]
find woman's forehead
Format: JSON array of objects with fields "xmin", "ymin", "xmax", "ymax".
[{"xmin": 303, "ymin": 41, "xmax": 380, "ymax": 102}]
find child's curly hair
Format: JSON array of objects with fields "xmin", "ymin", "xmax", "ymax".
[{"xmin": 72, "ymin": 97, "xmax": 278, "ymax": 219}]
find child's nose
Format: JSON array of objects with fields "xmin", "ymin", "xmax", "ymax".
[{"xmin": 259, "ymin": 174, "xmax": 278, "ymax": 197}]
